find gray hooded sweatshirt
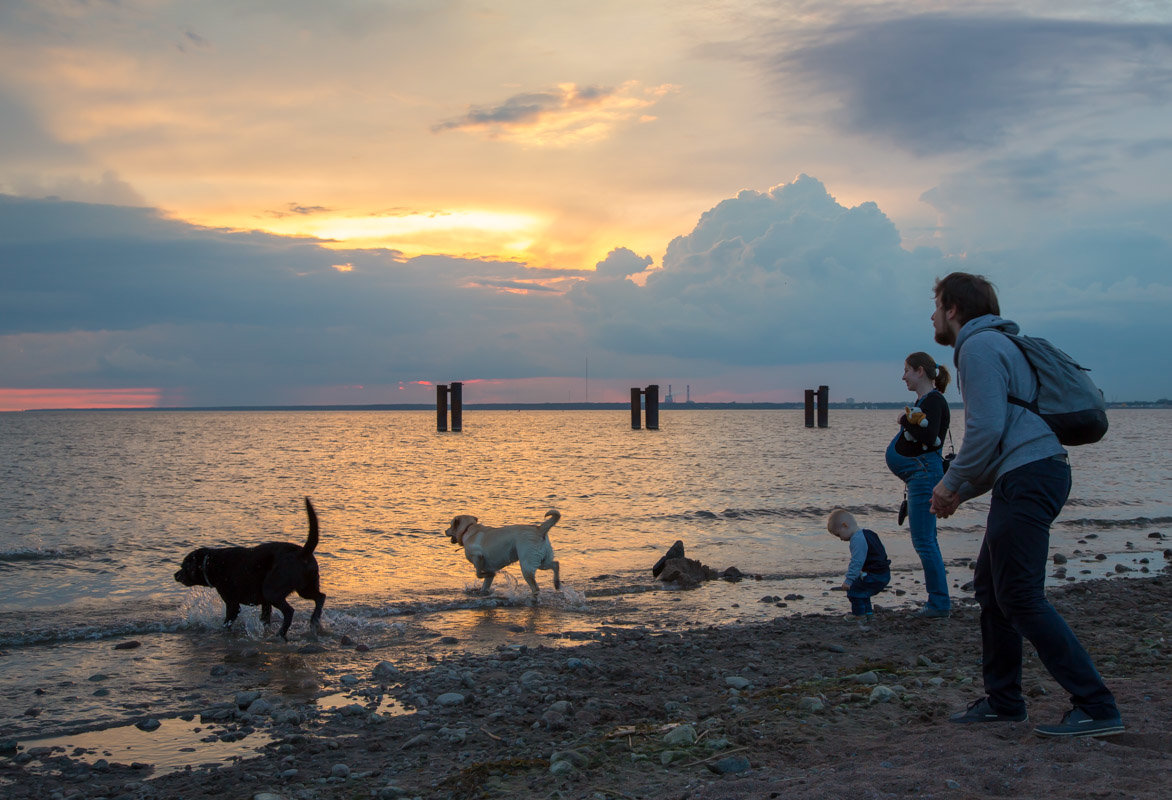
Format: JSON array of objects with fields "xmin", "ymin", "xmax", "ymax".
[{"xmin": 943, "ymin": 314, "xmax": 1066, "ymax": 502}]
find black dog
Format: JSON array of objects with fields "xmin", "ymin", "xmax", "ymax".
[{"xmin": 174, "ymin": 497, "xmax": 326, "ymax": 639}]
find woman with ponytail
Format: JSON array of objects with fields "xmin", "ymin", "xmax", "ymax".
[{"xmin": 886, "ymin": 351, "xmax": 952, "ymax": 618}]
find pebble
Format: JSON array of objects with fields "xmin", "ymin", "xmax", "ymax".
[
  {"xmin": 236, "ymin": 691, "xmax": 262, "ymax": 708},
  {"xmin": 435, "ymin": 692, "xmax": 465, "ymax": 707},
  {"xmin": 946, "ymin": 779, "xmax": 962, "ymax": 789},
  {"xmin": 709, "ymin": 755, "xmax": 752, "ymax": 774},
  {"xmin": 113, "ymin": 640, "xmax": 142, "ymax": 650},
  {"xmin": 519, "ymin": 670, "xmax": 546, "ymax": 689},
  {"xmin": 854, "ymin": 671, "xmax": 880, "ymax": 685},
  {"xmin": 373, "ymin": 661, "xmax": 400, "ymax": 681},
  {"xmin": 135, "ymin": 718, "xmax": 161, "ymax": 732},
  {"xmin": 550, "ymin": 759, "xmax": 578, "ymax": 776},
  {"xmin": 663, "ymin": 724, "xmax": 697, "ymax": 746},
  {"xmin": 330, "ymin": 763, "xmax": 351, "ymax": 779},
  {"xmin": 550, "ymin": 749, "xmax": 589, "ymax": 769},
  {"xmin": 725, "ymin": 676, "xmax": 751, "ymax": 690},
  {"xmin": 869, "ymin": 685, "xmax": 898, "ymax": 703},
  {"xmin": 798, "ymin": 696, "xmax": 825, "ymax": 712},
  {"xmin": 247, "ymin": 698, "xmax": 273, "ymax": 716}
]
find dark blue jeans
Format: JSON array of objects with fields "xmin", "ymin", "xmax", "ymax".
[
  {"xmin": 975, "ymin": 456, "xmax": 1118, "ymax": 719},
  {"xmin": 847, "ymin": 573, "xmax": 889, "ymax": 615}
]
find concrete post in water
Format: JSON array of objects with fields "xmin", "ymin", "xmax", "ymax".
[
  {"xmin": 450, "ymin": 381, "xmax": 463, "ymax": 432},
  {"xmin": 436, "ymin": 384, "xmax": 449, "ymax": 432},
  {"xmin": 817, "ymin": 385, "xmax": 829, "ymax": 428},
  {"xmin": 631, "ymin": 387, "xmax": 642, "ymax": 429},
  {"xmin": 804, "ymin": 389, "xmax": 815, "ymax": 427},
  {"xmin": 645, "ymin": 385, "xmax": 660, "ymax": 430}
]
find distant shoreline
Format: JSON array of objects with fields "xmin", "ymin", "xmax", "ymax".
[{"xmin": 6, "ymin": 401, "xmax": 1168, "ymax": 413}]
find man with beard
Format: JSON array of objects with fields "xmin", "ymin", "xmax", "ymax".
[{"xmin": 929, "ymin": 272, "xmax": 1123, "ymax": 738}]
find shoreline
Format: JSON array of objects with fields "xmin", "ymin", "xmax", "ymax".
[{"xmin": 3, "ymin": 571, "xmax": 1170, "ymax": 800}]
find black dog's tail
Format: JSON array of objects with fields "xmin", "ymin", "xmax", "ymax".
[
  {"xmin": 538, "ymin": 509, "xmax": 560, "ymax": 539},
  {"xmin": 302, "ymin": 496, "xmax": 319, "ymax": 556}
]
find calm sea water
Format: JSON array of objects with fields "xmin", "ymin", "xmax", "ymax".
[{"xmin": 1, "ymin": 408, "xmax": 1169, "ymax": 747}]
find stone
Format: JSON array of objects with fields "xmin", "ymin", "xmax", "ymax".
[
  {"xmin": 657, "ymin": 557, "xmax": 709, "ymax": 587},
  {"xmin": 663, "ymin": 724, "xmax": 697, "ymax": 746},
  {"xmin": 1052, "ymin": 553, "xmax": 1068, "ymax": 564},
  {"xmin": 135, "ymin": 718, "xmax": 161, "ymax": 732},
  {"xmin": 652, "ymin": 541, "xmax": 687, "ymax": 577},
  {"xmin": 869, "ymin": 685, "xmax": 898, "ymax": 703},
  {"xmin": 113, "ymin": 641, "xmax": 142, "ymax": 650},
  {"xmin": 725, "ymin": 676, "xmax": 751, "ymax": 690},
  {"xmin": 330, "ymin": 763, "xmax": 350, "ymax": 779},
  {"xmin": 550, "ymin": 749, "xmax": 589, "ymax": 769},
  {"xmin": 797, "ymin": 697, "xmax": 824, "ymax": 712},
  {"xmin": 438, "ymin": 726, "xmax": 467, "ymax": 744},
  {"xmin": 550, "ymin": 759, "xmax": 577, "ymax": 776},
  {"xmin": 235, "ymin": 691, "xmax": 262, "ymax": 708},
  {"xmin": 435, "ymin": 692, "xmax": 465, "ymax": 707},
  {"xmin": 854, "ymin": 671, "xmax": 880, "ymax": 685},
  {"xmin": 519, "ymin": 670, "xmax": 546, "ymax": 689},
  {"xmin": 373, "ymin": 661, "xmax": 400, "ymax": 681},
  {"xmin": 708, "ymin": 755, "xmax": 752, "ymax": 774},
  {"xmin": 246, "ymin": 698, "xmax": 273, "ymax": 716}
]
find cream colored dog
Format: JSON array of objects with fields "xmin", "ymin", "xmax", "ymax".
[{"xmin": 445, "ymin": 509, "xmax": 561, "ymax": 597}]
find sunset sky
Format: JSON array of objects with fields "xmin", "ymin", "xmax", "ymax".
[{"xmin": 3, "ymin": 0, "xmax": 1172, "ymax": 411}]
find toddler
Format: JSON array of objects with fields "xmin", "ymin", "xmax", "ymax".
[{"xmin": 828, "ymin": 508, "xmax": 891, "ymax": 619}]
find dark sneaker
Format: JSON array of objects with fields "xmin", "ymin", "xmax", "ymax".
[
  {"xmin": 917, "ymin": 606, "xmax": 950, "ymax": 619},
  {"xmin": 949, "ymin": 697, "xmax": 1027, "ymax": 724},
  {"xmin": 1034, "ymin": 707, "xmax": 1124, "ymax": 738}
]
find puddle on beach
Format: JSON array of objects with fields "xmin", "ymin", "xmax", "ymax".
[
  {"xmin": 12, "ymin": 717, "xmax": 277, "ymax": 778},
  {"xmin": 8, "ymin": 689, "xmax": 414, "ymax": 780}
]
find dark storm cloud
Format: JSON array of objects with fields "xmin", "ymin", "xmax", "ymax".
[
  {"xmin": 0, "ymin": 194, "xmax": 589, "ymax": 397},
  {"xmin": 779, "ymin": 14, "xmax": 1172, "ymax": 155}
]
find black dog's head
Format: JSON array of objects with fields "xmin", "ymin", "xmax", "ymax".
[{"xmin": 174, "ymin": 548, "xmax": 211, "ymax": 587}]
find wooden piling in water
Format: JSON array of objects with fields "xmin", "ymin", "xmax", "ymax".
[
  {"xmin": 817, "ymin": 385, "xmax": 829, "ymax": 428},
  {"xmin": 631, "ymin": 387, "xmax": 642, "ymax": 429},
  {"xmin": 645, "ymin": 385, "xmax": 659, "ymax": 430},
  {"xmin": 450, "ymin": 381, "xmax": 463, "ymax": 432},
  {"xmin": 436, "ymin": 384, "xmax": 449, "ymax": 432},
  {"xmin": 804, "ymin": 389, "xmax": 815, "ymax": 427}
]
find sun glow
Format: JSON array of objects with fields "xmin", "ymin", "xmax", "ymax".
[
  {"xmin": 0, "ymin": 388, "xmax": 164, "ymax": 412},
  {"xmin": 256, "ymin": 209, "xmax": 544, "ymax": 255}
]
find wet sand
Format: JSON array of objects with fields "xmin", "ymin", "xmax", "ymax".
[{"xmin": 3, "ymin": 566, "xmax": 1170, "ymax": 800}]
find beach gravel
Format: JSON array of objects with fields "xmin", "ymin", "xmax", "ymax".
[{"xmin": 2, "ymin": 575, "xmax": 1170, "ymax": 800}]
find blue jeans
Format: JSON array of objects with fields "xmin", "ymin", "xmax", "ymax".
[
  {"xmin": 885, "ymin": 435, "xmax": 950, "ymax": 612},
  {"xmin": 976, "ymin": 456, "xmax": 1118, "ymax": 719},
  {"xmin": 847, "ymin": 573, "xmax": 889, "ymax": 615}
]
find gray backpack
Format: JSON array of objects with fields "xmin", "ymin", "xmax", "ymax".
[{"xmin": 1000, "ymin": 332, "xmax": 1108, "ymax": 446}]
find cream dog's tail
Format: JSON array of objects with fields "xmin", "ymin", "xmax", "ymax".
[{"xmin": 538, "ymin": 509, "xmax": 560, "ymax": 538}]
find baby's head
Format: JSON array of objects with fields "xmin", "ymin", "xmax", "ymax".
[{"xmin": 827, "ymin": 508, "xmax": 859, "ymax": 541}]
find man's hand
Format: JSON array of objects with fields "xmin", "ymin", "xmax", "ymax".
[
  {"xmin": 841, "ymin": 581, "xmax": 851, "ymax": 591},
  {"xmin": 931, "ymin": 481, "xmax": 961, "ymax": 518}
]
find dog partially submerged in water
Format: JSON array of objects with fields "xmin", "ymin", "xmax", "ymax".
[
  {"xmin": 174, "ymin": 497, "xmax": 326, "ymax": 639},
  {"xmin": 445, "ymin": 509, "xmax": 561, "ymax": 598}
]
